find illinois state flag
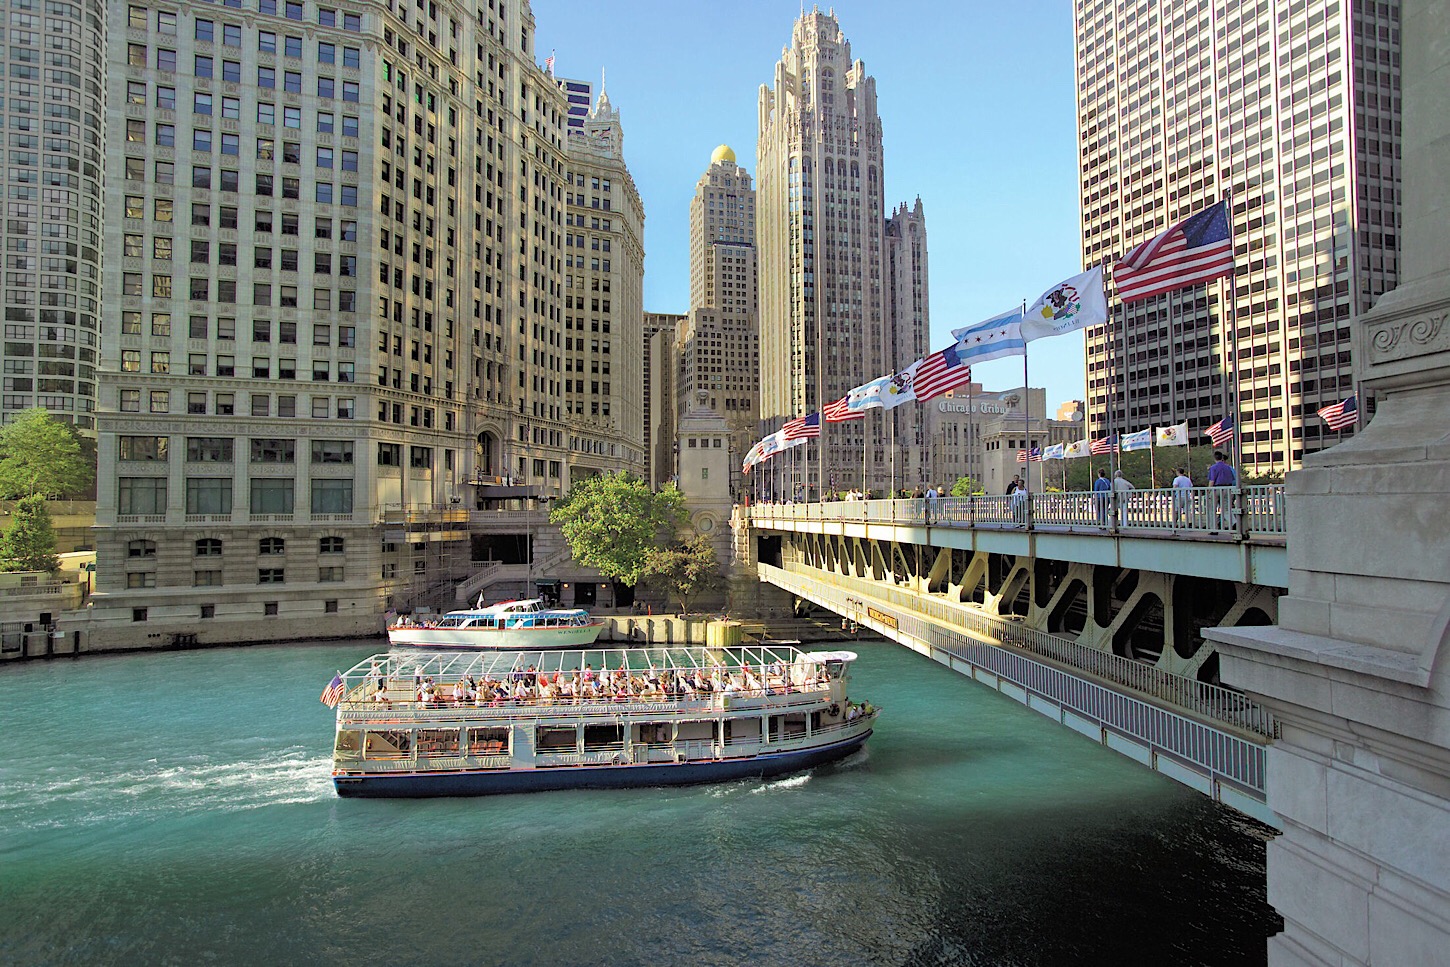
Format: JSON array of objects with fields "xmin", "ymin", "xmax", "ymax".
[
  {"xmin": 880, "ymin": 360, "xmax": 921, "ymax": 410},
  {"xmin": 1064, "ymin": 439, "xmax": 1091, "ymax": 459},
  {"xmin": 1020, "ymin": 266, "xmax": 1108, "ymax": 342},
  {"xmin": 1155, "ymin": 422, "xmax": 1189, "ymax": 447}
]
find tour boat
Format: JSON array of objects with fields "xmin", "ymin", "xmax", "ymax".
[
  {"xmin": 328, "ymin": 646, "xmax": 877, "ymax": 797},
  {"xmin": 387, "ymin": 598, "xmax": 606, "ymax": 650}
]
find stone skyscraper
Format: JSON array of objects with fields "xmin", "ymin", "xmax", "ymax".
[
  {"xmin": 679, "ymin": 145, "xmax": 758, "ymax": 485},
  {"xmin": 756, "ymin": 8, "xmax": 929, "ymax": 497},
  {"xmin": 93, "ymin": 0, "xmax": 644, "ymax": 644},
  {"xmin": 1076, "ymin": 1, "xmax": 1400, "ymax": 474}
]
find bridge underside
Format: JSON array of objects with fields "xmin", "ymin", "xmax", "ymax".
[{"xmin": 769, "ymin": 532, "xmax": 1281, "ymax": 685}]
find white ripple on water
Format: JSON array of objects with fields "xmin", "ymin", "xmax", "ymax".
[
  {"xmin": 1, "ymin": 747, "xmax": 334, "ymax": 830},
  {"xmin": 751, "ymin": 772, "xmax": 812, "ymax": 794}
]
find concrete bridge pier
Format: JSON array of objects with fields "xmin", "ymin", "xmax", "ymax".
[{"xmin": 1209, "ymin": 4, "xmax": 1450, "ymax": 961}]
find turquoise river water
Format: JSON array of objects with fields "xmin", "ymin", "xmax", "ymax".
[{"xmin": 1, "ymin": 637, "xmax": 1279, "ymax": 966}]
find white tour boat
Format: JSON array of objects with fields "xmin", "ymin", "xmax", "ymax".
[
  {"xmin": 328, "ymin": 645, "xmax": 878, "ymax": 797},
  {"xmin": 387, "ymin": 598, "xmax": 606, "ymax": 650}
]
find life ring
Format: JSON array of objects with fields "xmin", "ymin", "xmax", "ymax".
[{"xmin": 829, "ymin": 703, "xmax": 840, "ymax": 718}]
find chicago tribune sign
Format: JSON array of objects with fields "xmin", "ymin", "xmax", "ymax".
[{"xmin": 936, "ymin": 393, "xmax": 1020, "ymax": 416}]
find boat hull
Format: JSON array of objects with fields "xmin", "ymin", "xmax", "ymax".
[
  {"xmin": 333, "ymin": 730, "xmax": 871, "ymax": 798},
  {"xmin": 387, "ymin": 621, "xmax": 606, "ymax": 650}
]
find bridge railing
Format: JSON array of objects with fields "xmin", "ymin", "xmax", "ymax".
[
  {"xmin": 749, "ymin": 485, "xmax": 1284, "ymax": 540},
  {"xmin": 774, "ymin": 560, "xmax": 1278, "ymax": 741}
]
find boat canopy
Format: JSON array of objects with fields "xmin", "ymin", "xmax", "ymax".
[{"xmin": 798, "ymin": 651, "xmax": 858, "ymax": 664}]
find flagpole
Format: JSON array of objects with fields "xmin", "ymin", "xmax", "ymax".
[
  {"xmin": 1222, "ymin": 189, "xmax": 1243, "ymax": 476},
  {"xmin": 1021, "ymin": 299, "xmax": 1030, "ymax": 492}
]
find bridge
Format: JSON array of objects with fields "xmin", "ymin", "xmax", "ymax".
[{"xmin": 742, "ymin": 485, "xmax": 1289, "ymax": 824}]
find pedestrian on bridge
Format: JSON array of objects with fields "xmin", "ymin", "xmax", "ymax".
[
  {"xmin": 1093, "ymin": 469, "xmax": 1112, "ymax": 526},
  {"xmin": 1113, "ymin": 470, "xmax": 1135, "ymax": 526},
  {"xmin": 1172, "ymin": 467, "xmax": 1194, "ymax": 526}
]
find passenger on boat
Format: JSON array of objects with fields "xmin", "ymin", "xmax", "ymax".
[{"xmin": 372, "ymin": 684, "xmax": 389, "ymax": 706}]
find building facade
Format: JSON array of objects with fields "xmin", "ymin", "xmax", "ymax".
[
  {"xmin": 678, "ymin": 144, "xmax": 758, "ymax": 487},
  {"xmin": 923, "ymin": 386, "xmax": 1078, "ymax": 494},
  {"xmin": 756, "ymin": 8, "xmax": 929, "ymax": 498},
  {"xmin": 1076, "ymin": 0, "xmax": 1401, "ymax": 475},
  {"xmin": 1, "ymin": 0, "xmax": 106, "ymax": 431},
  {"xmin": 92, "ymin": 0, "xmax": 642, "ymax": 642}
]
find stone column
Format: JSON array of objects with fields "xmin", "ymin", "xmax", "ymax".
[{"xmin": 1207, "ymin": 2, "xmax": 1450, "ymax": 963}]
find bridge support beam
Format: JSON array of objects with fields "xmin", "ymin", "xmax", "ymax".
[{"xmin": 1210, "ymin": 7, "xmax": 1450, "ymax": 962}]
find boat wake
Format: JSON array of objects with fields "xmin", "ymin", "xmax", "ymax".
[
  {"xmin": 751, "ymin": 773, "xmax": 812, "ymax": 794},
  {"xmin": 2, "ymin": 747, "xmax": 334, "ymax": 830}
]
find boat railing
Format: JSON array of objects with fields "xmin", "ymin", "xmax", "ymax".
[{"xmin": 338, "ymin": 684, "xmax": 837, "ymax": 721}]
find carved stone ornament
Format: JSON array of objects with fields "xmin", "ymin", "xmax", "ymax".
[{"xmin": 1367, "ymin": 306, "xmax": 1449, "ymax": 364}]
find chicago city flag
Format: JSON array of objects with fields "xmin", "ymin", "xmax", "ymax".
[
  {"xmin": 1121, "ymin": 429, "xmax": 1152, "ymax": 452},
  {"xmin": 846, "ymin": 375, "xmax": 891, "ymax": 413},
  {"xmin": 950, "ymin": 307, "xmax": 1027, "ymax": 364},
  {"xmin": 1042, "ymin": 443, "xmax": 1065, "ymax": 461},
  {"xmin": 1155, "ymin": 421, "xmax": 1189, "ymax": 447}
]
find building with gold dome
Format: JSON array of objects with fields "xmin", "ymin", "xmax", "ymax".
[{"xmin": 678, "ymin": 144, "xmax": 759, "ymax": 494}]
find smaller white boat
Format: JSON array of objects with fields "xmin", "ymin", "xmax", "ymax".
[{"xmin": 388, "ymin": 598, "xmax": 606, "ymax": 650}]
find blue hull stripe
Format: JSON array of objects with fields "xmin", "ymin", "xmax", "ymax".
[{"xmin": 333, "ymin": 731, "xmax": 871, "ymax": 798}]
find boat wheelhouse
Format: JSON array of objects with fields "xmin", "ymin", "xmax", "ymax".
[
  {"xmin": 329, "ymin": 645, "xmax": 877, "ymax": 797},
  {"xmin": 387, "ymin": 598, "xmax": 606, "ymax": 650}
]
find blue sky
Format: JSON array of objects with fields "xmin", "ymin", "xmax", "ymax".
[{"xmin": 535, "ymin": 0, "xmax": 1087, "ymax": 408}]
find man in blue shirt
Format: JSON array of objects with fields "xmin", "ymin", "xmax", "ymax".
[
  {"xmin": 1092, "ymin": 468, "xmax": 1112, "ymax": 525},
  {"xmin": 1208, "ymin": 451, "xmax": 1237, "ymax": 530}
]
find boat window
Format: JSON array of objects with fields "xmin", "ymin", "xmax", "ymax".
[
  {"xmin": 466, "ymin": 727, "xmax": 508, "ymax": 755},
  {"xmin": 535, "ymin": 726, "xmax": 578, "ymax": 751},
  {"xmin": 364, "ymin": 729, "xmax": 412, "ymax": 758},
  {"xmin": 635, "ymin": 722, "xmax": 671, "ymax": 745},
  {"xmin": 725, "ymin": 718, "xmax": 761, "ymax": 742},
  {"xmin": 768, "ymin": 714, "xmax": 808, "ymax": 741},
  {"xmin": 416, "ymin": 728, "xmax": 460, "ymax": 757},
  {"xmin": 582, "ymin": 724, "xmax": 624, "ymax": 750},
  {"xmin": 675, "ymin": 720, "xmax": 715, "ymax": 742},
  {"xmin": 334, "ymin": 729, "xmax": 362, "ymax": 759}
]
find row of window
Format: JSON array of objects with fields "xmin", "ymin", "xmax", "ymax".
[
  {"xmin": 117, "ymin": 389, "xmax": 356, "ymax": 419},
  {"xmin": 119, "ymin": 275, "xmax": 357, "ymax": 311},
  {"xmin": 118, "ymin": 436, "xmax": 355, "ymax": 464},
  {"xmin": 128, "ymin": 567, "xmax": 344, "ymax": 588},
  {"xmin": 116, "ymin": 477, "xmax": 353, "ymax": 515},
  {"xmin": 130, "ymin": 600, "xmax": 342, "ymax": 622},
  {"xmin": 119, "ymin": 352, "xmax": 355, "ymax": 382},
  {"xmin": 119, "ymin": 314, "xmax": 356, "ymax": 347},
  {"xmin": 130, "ymin": 3, "xmax": 362, "ymax": 31},
  {"xmin": 130, "ymin": 536, "xmax": 344, "ymax": 557}
]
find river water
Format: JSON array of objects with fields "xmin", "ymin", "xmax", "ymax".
[{"xmin": 0, "ymin": 637, "xmax": 1278, "ymax": 966}]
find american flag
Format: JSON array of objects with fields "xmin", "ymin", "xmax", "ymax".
[
  {"xmin": 1114, "ymin": 201, "xmax": 1235, "ymax": 303},
  {"xmin": 912, "ymin": 344, "xmax": 972, "ymax": 401},
  {"xmin": 782, "ymin": 412, "xmax": 820, "ymax": 440},
  {"xmin": 1028, "ymin": 447, "xmax": 1043, "ymax": 463},
  {"xmin": 1317, "ymin": 395, "xmax": 1358, "ymax": 431},
  {"xmin": 822, "ymin": 395, "xmax": 865, "ymax": 422},
  {"xmin": 320, "ymin": 673, "xmax": 345, "ymax": 708},
  {"xmin": 1202, "ymin": 415, "xmax": 1235, "ymax": 447},
  {"xmin": 1089, "ymin": 435, "xmax": 1119, "ymax": 455},
  {"xmin": 1015, "ymin": 449, "xmax": 1028, "ymax": 464}
]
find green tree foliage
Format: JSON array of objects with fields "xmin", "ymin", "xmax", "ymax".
[
  {"xmin": 949, "ymin": 476, "xmax": 984, "ymax": 497},
  {"xmin": 0, "ymin": 495, "xmax": 59, "ymax": 573},
  {"xmin": 549, "ymin": 473, "xmax": 684, "ymax": 586},
  {"xmin": 642, "ymin": 534, "xmax": 721, "ymax": 615},
  {"xmin": 0, "ymin": 408, "xmax": 94, "ymax": 499}
]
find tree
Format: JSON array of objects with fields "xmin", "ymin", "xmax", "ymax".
[
  {"xmin": 0, "ymin": 495, "xmax": 59, "ymax": 573},
  {"xmin": 950, "ymin": 476, "xmax": 984, "ymax": 497},
  {"xmin": 642, "ymin": 534, "xmax": 721, "ymax": 615},
  {"xmin": 0, "ymin": 409, "xmax": 94, "ymax": 499},
  {"xmin": 549, "ymin": 473, "xmax": 685, "ymax": 586}
]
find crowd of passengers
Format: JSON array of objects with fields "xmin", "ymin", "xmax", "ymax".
[{"xmin": 371, "ymin": 661, "xmax": 831, "ymax": 707}]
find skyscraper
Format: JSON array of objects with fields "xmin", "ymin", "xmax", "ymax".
[
  {"xmin": 1, "ymin": 0, "xmax": 105, "ymax": 431},
  {"xmin": 679, "ymin": 145, "xmax": 758, "ymax": 485},
  {"xmin": 1076, "ymin": 0, "xmax": 1400, "ymax": 474},
  {"xmin": 756, "ymin": 8, "xmax": 929, "ymax": 497},
  {"xmin": 93, "ymin": 0, "xmax": 644, "ymax": 642}
]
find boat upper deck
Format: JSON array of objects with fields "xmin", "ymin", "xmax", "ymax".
[{"xmin": 334, "ymin": 645, "xmax": 859, "ymax": 722}]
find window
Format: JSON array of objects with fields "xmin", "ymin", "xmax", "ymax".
[
  {"xmin": 195, "ymin": 572, "xmax": 222, "ymax": 587},
  {"xmin": 311, "ymin": 479, "xmax": 353, "ymax": 514},
  {"xmin": 185, "ymin": 478, "xmax": 233, "ymax": 514},
  {"xmin": 127, "ymin": 573, "xmax": 156, "ymax": 589},
  {"xmin": 259, "ymin": 31, "xmax": 276, "ymax": 53},
  {"xmin": 195, "ymin": 538, "xmax": 223, "ymax": 556},
  {"xmin": 377, "ymin": 443, "xmax": 401, "ymax": 466},
  {"xmin": 311, "ymin": 440, "xmax": 353, "ymax": 464},
  {"xmin": 157, "ymin": 87, "xmax": 176, "ymax": 110},
  {"xmin": 285, "ymin": 35, "xmax": 302, "ymax": 58},
  {"xmin": 133, "ymin": 608, "xmax": 149, "ymax": 623},
  {"xmin": 258, "ymin": 569, "xmax": 285, "ymax": 584},
  {"xmin": 251, "ymin": 479, "xmax": 294, "ymax": 514},
  {"xmin": 319, "ymin": 537, "xmax": 345, "ymax": 554},
  {"xmin": 119, "ymin": 437, "xmax": 169, "ymax": 462},
  {"xmin": 258, "ymin": 66, "xmax": 275, "ymax": 88},
  {"xmin": 284, "ymin": 71, "xmax": 302, "ymax": 94},
  {"xmin": 259, "ymin": 537, "xmax": 286, "ymax": 555},
  {"xmin": 258, "ymin": 102, "xmax": 276, "ymax": 126},
  {"xmin": 324, "ymin": 600, "xmax": 339, "ymax": 614},
  {"xmin": 409, "ymin": 446, "xmax": 432, "ymax": 469},
  {"xmin": 150, "ymin": 391, "xmax": 170, "ymax": 414},
  {"xmin": 317, "ymin": 112, "xmax": 334, "ymax": 134},
  {"xmin": 319, "ymin": 567, "xmax": 343, "ymax": 582},
  {"xmin": 195, "ymin": 18, "xmax": 214, "ymax": 41},
  {"xmin": 264, "ymin": 602, "xmax": 279, "ymax": 616},
  {"xmin": 195, "ymin": 55, "xmax": 213, "ymax": 78},
  {"xmin": 118, "ymin": 478, "xmax": 167, "ymax": 515},
  {"xmin": 120, "ymin": 390, "xmax": 141, "ymax": 412},
  {"xmin": 187, "ymin": 437, "xmax": 234, "ymax": 463},
  {"xmin": 156, "ymin": 124, "xmax": 175, "ymax": 147},
  {"xmin": 127, "ymin": 539, "xmax": 158, "ymax": 558},
  {"xmin": 194, "ymin": 92, "xmax": 213, "ymax": 116},
  {"xmin": 250, "ymin": 438, "xmax": 295, "ymax": 463}
]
